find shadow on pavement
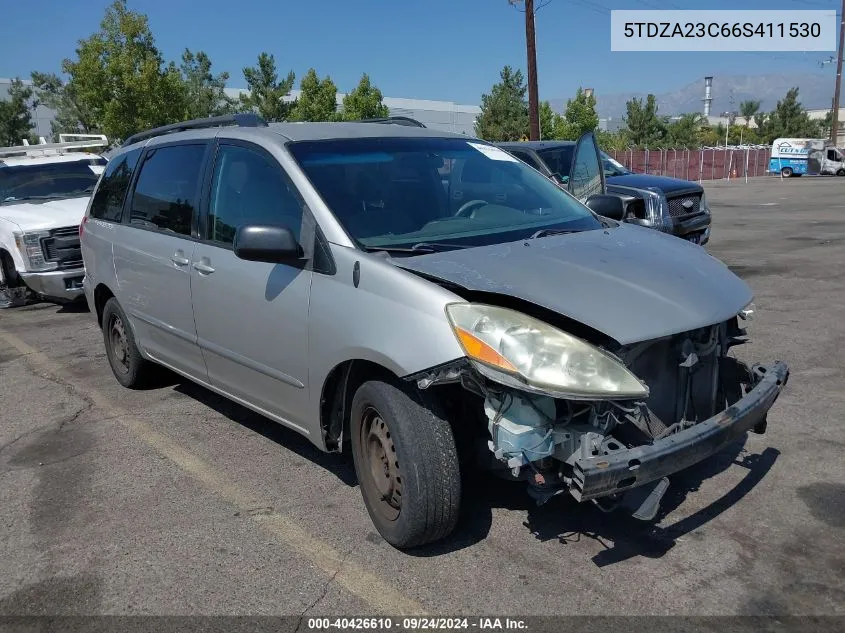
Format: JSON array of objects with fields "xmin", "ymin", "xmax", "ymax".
[{"xmin": 172, "ymin": 380, "xmax": 358, "ymax": 487}]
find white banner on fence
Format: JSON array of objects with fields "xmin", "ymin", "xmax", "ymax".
[{"xmin": 610, "ymin": 10, "xmax": 836, "ymax": 51}]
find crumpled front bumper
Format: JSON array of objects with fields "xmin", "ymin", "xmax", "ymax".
[
  {"xmin": 570, "ymin": 360, "xmax": 789, "ymax": 502},
  {"xmin": 20, "ymin": 268, "xmax": 85, "ymax": 301}
]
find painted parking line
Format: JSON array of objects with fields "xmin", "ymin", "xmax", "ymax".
[{"xmin": 0, "ymin": 327, "xmax": 427, "ymax": 616}]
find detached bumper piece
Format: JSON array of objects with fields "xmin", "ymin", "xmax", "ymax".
[{"xmin": 571, "ymin": 360, "xmax": 789, "ymax": 502}]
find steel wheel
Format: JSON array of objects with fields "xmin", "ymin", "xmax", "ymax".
[
  {"xmin": 108, "ymin": 313, "xmax": 131, "ymax": 375},
  {"xmin": 358, "ymin": 406, "xmax": 403, "ymax": 522}
]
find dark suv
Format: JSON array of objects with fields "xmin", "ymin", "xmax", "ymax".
[{"xmin": 499, "ymin": 139, "xmax": 711, "ymax": 245}]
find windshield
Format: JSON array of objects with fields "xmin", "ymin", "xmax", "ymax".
[
  {"xmin": 601, "ymin": 152, "xmax": 632, "ymax": 177},
  {"xmin": 536, "ymin": 145, "xmax": 574, "ymax": 179},
  {"xmin": 288, "ymin": 137, "xmax": 602, "ymax": 251},
  {"xmin": 0, "ymin": 158, "xmax": 106, "ymax": 204}
]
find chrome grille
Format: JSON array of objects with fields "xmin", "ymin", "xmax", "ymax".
[{"xmin": 667, "ymin": 194, "xmax": 701, "ymax": 218}]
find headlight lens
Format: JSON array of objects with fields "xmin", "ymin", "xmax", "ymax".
[
  {"xmin": 13, "ymin": 231, "xmax": 56, "ymax": 272},
  {"xmin": 700, "ymin": 192, "xmax": 710, "ymax": 215},
  {"xmin": 643, "ymin": 188, "xmax": 672, "ymax": 232},
  {"xmin": 445, "ymin": 303, "xmax": 649, "ymax": 399}
]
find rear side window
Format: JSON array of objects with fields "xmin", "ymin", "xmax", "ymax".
[
  {"xmin": 128, "ymin": 144, "xmax": 206, "ymax": 236},
  {"xmin": 89, "ymin": 148, "xmax": 141, "ymax": 221}
]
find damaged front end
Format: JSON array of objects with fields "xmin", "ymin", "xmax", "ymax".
[{"xmin": 409, "ymin": 303, "xmax": 789, "ymax": 521}]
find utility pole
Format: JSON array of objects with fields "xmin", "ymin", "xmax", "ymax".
[
  {"xmin": 831, "ymin": 0, "xmax": 845, "ymax": 144},
  {"xmin": 509, "ymin": 0, "xmax": 541, "ymax": 140},
  {"xmin": 525, "ymin": 0, "xmax": 540, "ymax": 140}
]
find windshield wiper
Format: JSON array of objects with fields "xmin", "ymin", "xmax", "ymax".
[
  {"xmin": 2, "ymin": 189, "xmax": 94, "ymax": 203},
  {"xmin": 363, "ymin": 242, "xmax": 469, "ymax": 254}
]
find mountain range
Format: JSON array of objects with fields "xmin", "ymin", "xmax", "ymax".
[{"xmin": 549, "ymin": 74, "xmax": 835, "ymax": 119}]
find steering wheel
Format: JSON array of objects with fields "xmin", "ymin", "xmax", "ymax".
[{"xmin": 455, "ymin": 199, "xmax": 488, "ymax": 218}]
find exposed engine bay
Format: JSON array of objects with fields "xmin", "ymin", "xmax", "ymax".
[{"xmin": 410, "ymin": 310, "xmax": 788, "ymax": 521}]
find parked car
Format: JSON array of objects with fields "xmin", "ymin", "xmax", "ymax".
[
  {"xmin": 498, "ymin": 139, "xmax": 711, "ymax": 245},
  {"xmin": 769, "ymin": 137, "xmax": 845, "ymax": 177},
  {"xmin": 81, "ymin": 114, "xmax": 788, "ymax": 549},
  {"xmin": 0, "ymin": 135, "xmax": 108, "ymax": 307}
]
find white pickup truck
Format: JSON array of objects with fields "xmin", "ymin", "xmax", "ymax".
[{"xmin": 0, "ymin": 135, "xmax": 108, "ymax": 308}]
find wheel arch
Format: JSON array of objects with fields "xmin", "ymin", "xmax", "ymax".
[
  {"xmin": 319, "ymin": 358, "xmax": 405, "ymax": 453},
  {"xmin": 93, "ymin": 282, "xmax": 116, "ymax": 327}
]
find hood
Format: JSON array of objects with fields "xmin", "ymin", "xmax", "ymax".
[
  {"xmin": 606, "ymin": 173, "xmax": 702, "ymax": 195},
  {"xmin": 0, "ymin": 196, "xmax": 89, "ymax": 232},
  {"xmin": 395, "ymin": 223, "xmax": 751, "ymax": 345}
]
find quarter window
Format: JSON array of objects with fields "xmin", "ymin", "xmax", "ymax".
[
  {"xmin": 89, "ymin": 148, "xmax": 141, "ymax": 221},
  {"xmin": 128, "ymin": 144, "xmax": 206, "ymax": 236},
  {"xmin": 207, "ymin": 144, "xmax": 304, "ymax": 246}
]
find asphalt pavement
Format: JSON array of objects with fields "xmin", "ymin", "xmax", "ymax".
[{"xmin": 0, "ymin": 176, "xmax": 843, "ymax": 619}]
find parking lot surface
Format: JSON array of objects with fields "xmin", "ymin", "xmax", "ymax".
[{"xmin": 1, "ymin": 177, "xmax": 843, "ymax": 617}]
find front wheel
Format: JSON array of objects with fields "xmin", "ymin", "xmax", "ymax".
[
  {"xmin": 837, "ymin": 168, "xmax": 845, "ymax": 176},
  {"xmin": 781, "ymin": 167, "xmax": 793, "ymax": 177},
  {"xmin": 350, "ymin": 380, "xmax": 461, "ymax": 548}
]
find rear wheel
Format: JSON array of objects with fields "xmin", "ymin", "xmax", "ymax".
[
  {"xmin": 781, "ymin": 167, "xmax": 793, "ymax": 177},
  {"xmin": 837, "ymin": 168, "xmax": 845, "ymax": 176},
  {"xmin": 101, "ymin": 297, "xmax": 154, "ymax": 388},
  {"xmin": 350, "ymin": 380, "xmax": 461, "ymax": 548}
]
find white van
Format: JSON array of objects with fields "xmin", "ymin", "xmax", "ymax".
[{"xmin": 769, "ymin": 138, "xmax": 845, "ymax": 177}]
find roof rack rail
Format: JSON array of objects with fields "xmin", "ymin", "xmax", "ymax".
[
  {"xmin": 0, "ymin": 134, "xmax": 109, "ymax": 159},
  {"xmin": 360, "ymin": 116, "xmax": 427, "ymax": 128},
  {"xmin": 121, "ymin": 113, "xmax": 268, "ymax": 148}
]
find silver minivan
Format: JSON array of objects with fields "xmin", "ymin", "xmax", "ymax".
[{"xmin": 81, "ymin": 115, "xmax": 788, "ymax": 549}]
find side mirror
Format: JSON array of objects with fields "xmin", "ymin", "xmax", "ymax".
[
  {"xmin": 233, "ymin": 225, "xmax": 304, "ymax": 263},
  {"xmin": 585, "ymin": 194, "xmax": 625, "ymax": 221}
]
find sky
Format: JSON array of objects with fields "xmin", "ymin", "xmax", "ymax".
[{"xmin": 0, "ymin": 0, "xmax": 838, "ymax": 105}]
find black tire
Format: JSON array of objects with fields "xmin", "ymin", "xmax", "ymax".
[
  {"xmin": 350, "ymin": 380, "xmax": 461, "ymax": 548},
  {"xmin": 0, "ymin": 250, "xmax": 23, "ymax": 287},
  {"xmin": 781, "ymin": 167, "xmax": 793, "ymax": 177},
  {"xmin": 0, "ymin": 250, "xmax": 29, "ymax": 308},
  {"xmin": 101, "ymin": 297, "xmax": 154, "ymax": 388},
  {"xmin": 837, "ymin": 169, "xmax": 845, "ymax": 176}
]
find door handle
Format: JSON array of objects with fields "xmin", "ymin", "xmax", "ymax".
[
  {"xmin": 192, "ymin": 261, "xmax": 215, "ymax": 274},
  {"xmin": 171, "ymin": 253, "xmax": 190, "ymax": 266}
]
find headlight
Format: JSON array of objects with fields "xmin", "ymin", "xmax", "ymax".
[
  {"xmin": 700, "ymin": 192, "xmax": 711, "ymax": 215},
  {"xmin": 13, "ymin": 231, "xmax": 57, "ymax": 272},
  {"xmin": 642, "ymin": 188, "xmax": 672, "ymax": 232},
  {"xmin": 445, "ymin": 303, "xmax": 649, "ymax": 400}
]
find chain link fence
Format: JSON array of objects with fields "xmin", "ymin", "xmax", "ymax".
[{"xmin": 606, "ymin": 146, "xmax": 772, "ymax": 182}]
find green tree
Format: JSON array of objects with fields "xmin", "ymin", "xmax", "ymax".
[
  {"xmin": 55, "ymin": 0, "xmax": 186, "ymax": 141},
  {"xmin": 475, "ymin": 66, "xmax": 528, "ymax": 141},
  {"xmin": 180, "ymin": 49, "xmax": 234, "ymax": 120},
  {"xmin": 558, "ymin": 88, "xmax": 599, "ymax": 139},
  {"xmin": 538, "ymin": 101, "xmax": 560, "ymax": 139},
  {"xmin": 289, "ymin": 69, "xmax": 339, "ymax": 122},
  {"xmin": 764, "ymin": 87, "xmax": 823, "ymax": 143},
  {"xmin": 30, "ymin": 72, "xmax": 97, "ymax": 137},
  {"xmin": 239, "ymin": 52, "xmax": 295, "ymax": 122},
  {"xmin": 739, "ymin": 99, "xmax": 761, "ymax": 127},
  {"xmin": 341, "ymin": 73, "xmax": 389, "ymax": 121},
  {"xmin": 623, "ymin": 94, "xmax": 666, "ymax": 147},
  {"xmin": 0, "ymin": 78, "xmax": 36, "ymax": 146},
  {"xmin": 596, "ymin": 129, "xmax": 627, "ymax": 151},
  {"xmin": 665, "ymin": 112, "xmax": 706, "ymax": 147}
]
